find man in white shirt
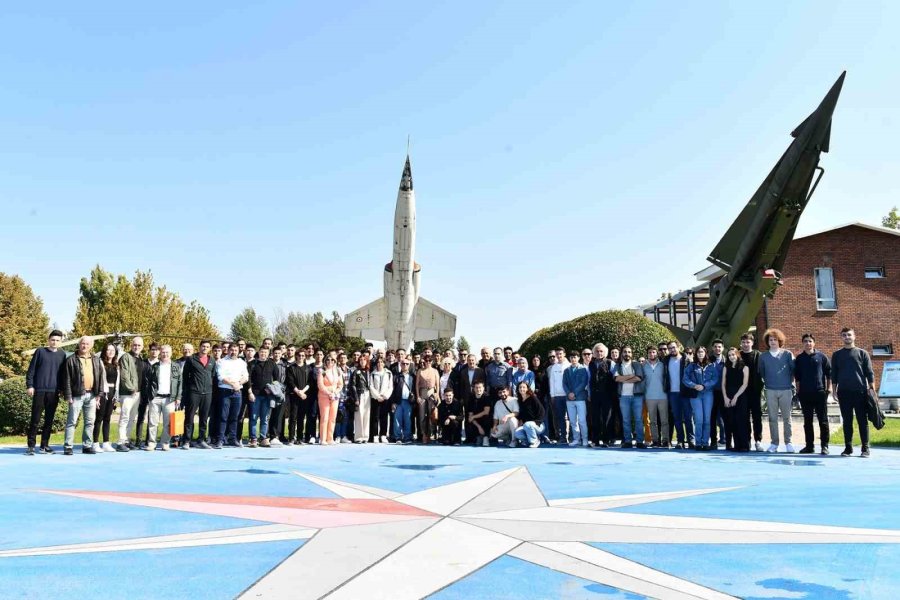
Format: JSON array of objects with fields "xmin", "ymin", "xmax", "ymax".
[
  {"xmin": 547, "ymin": 347, "xmax": 570, "ymax": 443},
  {"xmin": 491, "ymin": 387, "xmax": 520, "ymax": 447},
  {"xmin": 214, "ymin": 344, "xmax": 250, "ymax": 448},
  {"xmin": 146, "ymin": 345, "xmax": 182, "ymax": 451}
]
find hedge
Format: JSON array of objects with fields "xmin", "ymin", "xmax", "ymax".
[
  {"xmin": 0, "ymin": 376, "xmax": 68, "ymax": 435},
  {"xmin": 518, "ymin": 309, "xmax": 674, "ymax": 361}
]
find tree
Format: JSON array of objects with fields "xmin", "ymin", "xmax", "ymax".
[
  {"xmin": 299, "ymin": 311, "xmax": 366, "ymax": 353},
  {"xmin": 883, "ymin": 206, "xmax": 900, "ymax": 230},
  {"xmin": 229, "ymin": 307, "xmax": 269, "ymax": 346},
  {"xmin": 456, "ymin": 336, "xmax": 471, "ymax": 354},
  {"xmin": 518, "ymin": 310, "xmax": 673, "ymax": 361},
  {"xmin": 0, "ymin": 273, "xmax": 49, "ymax": 378},
  {"xmin": 73, "ymin": 265, "xmax": 219, "ymax": 347},
  {"xmin": 414, "ymin": 337, "xmax": 455, "ymax": 355},
  {"xmin": 272, "ymin": 309, "xmax": 316, "ymax": 344}
]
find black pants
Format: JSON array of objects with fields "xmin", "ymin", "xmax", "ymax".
[
  {"xmin": 92, "ymin": 395, "xmax": 115, "ymax": 443},
  {"xmin": 236, "ymin": 396, "xmax": 251, "ymax": 442},
  {"xmin": 268, "ymin": 402, "xmax": 285, "ymax": 441},
  {"xmin": 590, "ymin": 394, "xmax": 616, "ymax": 445},
  {"xmin": 799, "ymin": 390, "xmax": 829, "ymax": 449},
  {"xmin": 209, "ymin": 389, "xmax": 222, "ymax": 442},
  {"xmin": 441, "ymin": 420, "xmax": 461, "ymax": 445},
  {"xmin": 746, "ymin": 388, "xmax": 763, "ymax": 443},
  {"xmin": 184, "ymin": 391, "xmax": 212, "ymax": 442},
  {"xmin": 710, "ymin": 391, "xmax": 726, "ymax": 445},
  {"xmin": 27, "ymin": 391, "xmax": 59, "ymax": 449},
  {"xmin": 838, "ymin": 390, "xmax": 868, "ymax": 448},
  {"xmin": 134, "ymin": 397, "xmax": 150, "ymax": 444},
  {"xmin": 371, "ymin": 399, "xmax": 390, "ymax": 440},
  {"xmin": 723, "ymin": 395, "xmax": 750, "ymax": 451},
  {"xmin": 344, "ymin": 401, "xmax": 356, "ymax": 441},
  {"xmin": 417, "ymin": 398, "xmax": 435, "ymax": 440},
  {"xmin": 465, "ymin": 415, "xmax": 492, "ymax": 443}
]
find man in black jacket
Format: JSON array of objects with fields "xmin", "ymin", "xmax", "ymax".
[
  {"xmin": 61, "ymin": 336, "xmax": 106, "ymax": 455},
  {"xmin": 248, "ymin": 346, "xmax": 278, "ymax": 448},
  {"xmin": 437, "ymin": 388, "xmax": 463, "ymax": 445},
  {"xmin": 589, "ymin": 343, "xmax": 618, "ymax": 448},
  {"xmin": 390, "ymin": 360, "xmax": 416, "ymax": 444},
  {"xmin": 666, "ymin": 341, "xmax": 695, "ymax": 450},
  {"xmin": 739, "ymin": 333, "xmax": 764, "ymax": 452},
  {"xmin": 832, "ymin": 327, "xmax": 876, "ymax": 458},
  {"xmin": 181, "ymin": 340, "xmax": 216, "ymax": 449},
  {"xmin": 24, "ymin": 329, "xmax": 66, "ymax": 455},
  {"xmin": 285, "ymin": 350, "xmax": 311, "ymax": 445}
]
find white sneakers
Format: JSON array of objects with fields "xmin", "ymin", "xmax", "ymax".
[
  {"xmin": 482, "ymin": 437, "xmax": 490, "ymax": 447},
  {"xmin": 766, "ymin": 443, "xmax": 778, "ymax": 453},
  {"xmin": 102, "ymin": 442, "xmax": 114, "ymax": 452},
  {"xmin": 785, "ymin": 443, "xmax": 795, "ymax": 453},
  {"xmin": 755, "ymin": 441, "xmax": 763, "ymax": 452},
  {"xmin": 568, "ymin": 441, "xmax": 579, "ymax": 447},
  {"xmin": 340, "ymin": 437, "xmax": 351, "ymax": 444},
  {"xmin": 270, "ymin": 438, "xmax": 283, "ymax": 447},
  {"xmin": 92, "ymin": 442, "xmax": 103, "ymax": 452},
  {"xmin": 380, "ymin": 436, "xmax": 389, "ymax": 444}
]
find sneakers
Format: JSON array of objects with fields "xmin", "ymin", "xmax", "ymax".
[
  {"xmin": 198, "ymin": 441, "xmax": 212, "ymax": 450},
  {"xmin": 508, "ymin": 439, "xmax": 517, "ymax": 448},
  {"xmin": 64, "ymin": 446, "xmax": 74, "ymax": 456},
  {"xmin": 270, "ymin": 438, "xmax": 283, "ymax": 447},
  {"xmin": 41, "ymin": 446, "xmax": 55, "ymax": 454},
  {"xmin": 25, "ymin": 447, "xmax": 35, "ymax": 456},
  {"xmin": 567, "ymin": 441, "xmax": 579, "ymax": 447},
  {"xmin": 212, "ymin": 442, "xmax": 223, "ymax": 449},
  {"xmin": 161, "ymin": 444, "xmax": 169, "ymax": 451},
  {"xmin": 841, "ymin": 446, "xmax": 853, "ymax": 457},
  {"xmin": 380, "ymin": 436, "xmax": 389, "ymax": 444},
  {"xmin": 766, "ymin": 444, "xmax": 778, "ymax": 453},
  {"xmin": 181, "ymin": 442, "xmax": 191, "ymax": 450},
  {"xmin": 249, "ymin": 439, "xmax": 258, "ymax": 448},
  {"xmin": 102, "ymin": 442, "xmax": 114, "ymax": 452},
  {"xmin": 92, "ymin": 442, "xmax": 103, "ymax": 453},
  {"xmin": 820, "ymin": 446, "xmax": 829, "ymax": 455},
  {"xmin": 482, "ymin": 437, "xmax": 490, "ymax": 447},
  {"xmin": 582, "ymin": 441, "xmax": 590, "ymax": 448},
  {"xmin": 82, "ymin": 446, "xmax": 96, "ymax": 455},
  {"xmin": 798, "ymin": 446, "xmax": 814, "ymax": 454},
  {"xmin": 861, "ymin": 446, "xmax": 870, "ymax": 458},
  {"xmin": 754, "ymin": 441, "xmax": 763, "ymax": 452},
  {"xmin": 259, "ymin": 439, "xmax": 270, "ymax": 448},
  {"xmin": 340, "ymin": 437, "xmax": 351, "ymax": 444},
  {"xmin": 529, "ymin": 441, "xmax": 541, "ymax": 448},
  {"xmin": 785, "ymin": 443, "xmax": 795, "ymax": 453},
  {"xmin": 116, "ymin": 443, "xmax": 130, "ymax": 453}
]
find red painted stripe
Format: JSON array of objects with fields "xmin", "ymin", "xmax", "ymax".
[{"xmin": 56, "ymin": 491, "xmax": 435, "ymax": 517}]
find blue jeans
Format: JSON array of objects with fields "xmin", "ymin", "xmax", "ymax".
[
  {"xmin": 551, "ymin": 396, "xmax": 567, "ymax": 442},
  {"xmin": 620, "ymin": 395, "xmax": 643, "ymax": 443},
  {"xmin": 691, "ymin": 391, "xmax": 714, "ymax": 446},
  {"xmin": 334, "ymin": 402, "xmax": 348, "ymax": 439},
  {"xmin": 393, "ymin": 400, "xmax": 412, "ymax": 442},
  {"xmin": 219, "ymin": 390, "xmax": 242, "ymax": 444},
  {"xmin": 249, "ymin": 394, "xmax": 272, "ymax": 440},
  {"xmin": 515, "ymin": 421, "xmax": 546, "ymax": 446},
  {"xmin": 670, "ymin": 391, "xmax": 694, "ymax": 444},
  {"xmin": 566, "ymin": 400, "xmax": 588, "ymax": 444}
]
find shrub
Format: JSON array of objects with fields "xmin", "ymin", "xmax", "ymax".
[
  {"xmin": 518, "ymin": 310, "xmax": 674, "ymax": 361},
  {"xmin": 0, "ymin": 376, "xmax": 67, "ymax": 435}
]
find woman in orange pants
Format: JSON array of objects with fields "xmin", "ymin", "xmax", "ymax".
[{"xmin": 317, "ymin": 355, "xmax": 343, "ymax": 445}]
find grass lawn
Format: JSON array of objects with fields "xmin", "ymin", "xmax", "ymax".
[{"xmin": 829, "ymin": 417, "xmax": 900, "ymax": 447}]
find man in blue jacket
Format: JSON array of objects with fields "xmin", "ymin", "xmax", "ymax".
[{"xmin": 563, "ymin": 351, "xmax": 590, "ymax": 447}]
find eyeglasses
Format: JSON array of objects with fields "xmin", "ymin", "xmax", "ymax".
[{"xmin": 582, "ymin": 352, "xmax": 591, "ymax": 356}]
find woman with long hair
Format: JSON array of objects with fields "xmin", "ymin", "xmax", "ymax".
[
  {"xmin": 351, "ymin": 355, "xmax": 371, "ymax": 443},
  {"xmin": 722, "ymin": 347, "xmax": 750, "ymax": 452},
  {"xmin": 94, "ymin": 343, "xmax": 119, "ymax": 452},
  {"xmin": 513, "ymin": 381, "xmax": 546, "ymax": 448},
  {"xmin": 682, "ymin": 346, "xmax": 720, "ymax": 450},
  {"xmin": 317, "ymin": 355, "xmax": 343, "ymax": 445},
  {"xmin": 368, "ymin": 356, "xmax": 394, "ymax": 443}
]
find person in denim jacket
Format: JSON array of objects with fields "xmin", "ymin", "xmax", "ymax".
[{"xmin": 682, "ymin": 346, "xmax": 720, "ymax": 451}]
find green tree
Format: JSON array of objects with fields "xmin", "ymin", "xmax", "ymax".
[
  {"xmin": 414, "ymin": 337, "xmax": 455, "ymax": 355},
  {"xmin": 73, "ymin": 266, "xmax": 219, "ymax": 347},
  {"xmin": 229, "ymin": 307, "xmax": 269, "ymax": 346},
  {"xmin": 0, "ymin": 273, "xmax": 50, "ymax": 378},
  {"xmin": 300, "ymin": 311, "xmax": 366, "ymax": 353},
  {"xmin": 518, "ymin": 309, "xmax": 673, "ymax": 361},
  {"xmin": 456, "ymin": 336, "xmax": 471, "ymax": 354},
  {"xmin": 883, "ymin": 206, "xmax": 900, "ymax": 230},
  {"xmin": 273, "ymin": 309, "xmax": 316, "ymax": 344}
]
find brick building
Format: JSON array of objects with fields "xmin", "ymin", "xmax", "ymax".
[{"xmin": 643, "ymin": 222, "xmax": 899, "ymax": 390}]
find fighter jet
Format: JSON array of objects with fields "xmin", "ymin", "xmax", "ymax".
[
  {"xmin": 344, "ymin": 155, "xmax": 456, "ymax": 350},
  {"xmin": 669, "ymin": 71, "xmax": 846, "ymax": 348}
]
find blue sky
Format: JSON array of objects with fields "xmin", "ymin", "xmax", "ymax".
[{"xmin": 1, "ymin": 1, "xmax": 897, "ymax": 350}]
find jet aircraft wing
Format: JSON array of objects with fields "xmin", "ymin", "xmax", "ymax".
[
  {"xmin": 344, "ymin": 298, "xmax": 386, "ymax": 341},
  {"xmin": 413, "ymin": 297, "xmax": 457, "ymax": 341}
]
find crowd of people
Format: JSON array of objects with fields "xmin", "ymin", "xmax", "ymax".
[{"xmin": 22, "ymin": 326, "xmax": 877, "ymax": 458}]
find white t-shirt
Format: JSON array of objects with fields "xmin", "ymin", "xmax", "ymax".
[
  {"xmin": 620, "ymin": 362, "xmax": 634, "ymax": 397},
  {"xmin": 493, "ymin": 397, "xmax": 520, "ymax": 421},
  {"xmin": 547, "ymin": 361, "xmax": 569, "ymax": 397},
  {"xmin": 157, "ymin": 362, "xmax": 172, "ymax": 395}
]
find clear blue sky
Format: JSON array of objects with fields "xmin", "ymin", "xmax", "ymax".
[{"xmin": 1, "ymin": 1, "xmax": 897, "ymax": 350}]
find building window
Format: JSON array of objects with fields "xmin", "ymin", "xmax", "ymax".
[
  {"xmin": 814, "ymin": 267, "xmax": 837, "ymax": 310},
  {"xmin": 865, "ymin": 267, "xmax": 886, "ymax": 279},
  {"xmin": 873, "ymin": 344, "xmax": 893, "ymax": 357}
]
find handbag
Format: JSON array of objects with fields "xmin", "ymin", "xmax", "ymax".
[
  {"xmin": 169, "ymin": 409, "xmax": 185, "ymax": 436},
  {"xmin": 867, "ymin": 389, "xmax": 885, "ymax": 430}
]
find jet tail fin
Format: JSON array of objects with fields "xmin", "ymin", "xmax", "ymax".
[
  {"xmin": 412, "ymin": 297, "xmax": 457, "ymax": 342},
  {"xmin": 344, "ymin": 298, "xmax": 386, "ymax": 341}
]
